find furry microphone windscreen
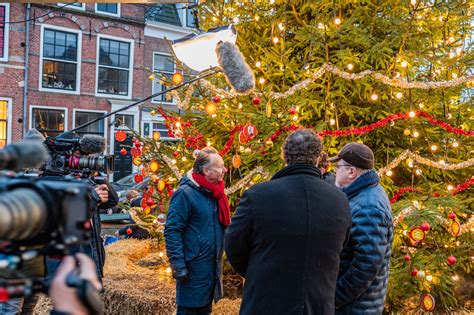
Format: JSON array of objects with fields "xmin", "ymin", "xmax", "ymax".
[
  {"xmin": 79, "ymin": 135, "xmax": 106, "ymax": 154},
  {"xmin": 216, "ymin": 41, "xmax": 255, "ymax": 95}
]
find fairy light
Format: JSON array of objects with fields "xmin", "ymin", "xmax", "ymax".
[
  {"xmin": 371, "ymin": 93, "xmax": 378, "ymax": 101},
  {"xmin": 255, "ymin": 61, "xmax": 261, "ymax": 67},
  {"xmin": 272, "ymin": 37, "xmax": 279, "ymax": 44},
  {"xmin": 329, "ymin": 119, "xmax": 336, "ymax": 125},
  {"xmin": 452, "ymin": 141, "xmax": 459, "ymax": 148},
  {"xmin": 419, "ymin": 103, "xmax": 424, "ymax": 109},
  {"xmin": 212, "ymin": 17, "xmax": 218, "ymax": 22},
  {"xmin": 159, "ymin": 252, "xmax": 164, "ymax": 257},
  {"xmin": 292, "ymin": 115, "xmax": 299, "ymax": 121},
  {"xmin": 278, "ymin": 22, "xmax": 285, "ymax": 31},
  {"xmin": 171, "ymin": 159, "xmax": 177, "ymax": 165},
  {"xmin": 403, "ymin": 230, "xmax": 408, "ymax": 236},
  {"xmin": 259, "ymin": 78, "xmax": 266, "ymax": 84},
  {"xmin": 447, "ymin": 185, "xmax": 454, "ymax": 191},
  {"xmin": 395, "ymin": 92, "xmax": 403, "ymax": 99},
  {"xmin": 409, "ymin": 111, "xmax": 416, "ymax": 118},
  {"xmin": 181, "ymin": 157, "xmax": 187, "ymax": 162},
  {"xmin": 334, "ymin": 18, "xmax": 342, "ymax": 25},
  {"xmin": 347, "ymin": 63, "xmax": 354, "ymax": 70},
  {"xmin": 452, "ymin": 275, "xmax": 459, "ymax": 281},
  {"xmin": 430, "ymin": 145, "xmax": 438, "ymax": 151},
  {"xmin": 411, "ymin": 0, "xmax": 417, "ymax": 5},
  {"xmin": 254, "ymin": 15, "xmax": 260, "ymax": 21},
  {"xmin": 207, "ymin": 141, "xmax": 212, "ymax": 147},
  {"xmin": 408, "ymin": 160, "xmax": 414, "ymax": 168},
  {"xmin": 415, "ymin": 169, "xmax": 422, "ymax": 175},
  {"xmin": 386, "ymin": 170, "xmax": 393, "ymax": 176},
  {"xmin": 211, "ymin": 114, "xmax": 217, "ymax": 118},
  {"xmin": 269, "ymin": 0, "xmax": 275, "ymax": 4},
  {"xmin": 401, "ymin": 61, "xmax": 408, "ymax": 68},
  {"xmin": 233, "ymin": 17, "xmax": 239, "ymax": 23},
  {"xmin": 439, "ymin": 159, "xmax": 446, "ymax": 165},
  {"xmin": 166, "ymin": 267, "xmax": 172, "ymax": 274},
  {"xmin": 413, "ymin": 131, "xmax": 419, "ymax": 138},
  {"xmin": 175, "ymin": 121, "xmax": 181, "ymax": 128},
  {"xmin": 426, "ymin": 275, "xmax": 433, "ymax": 282},
  {"xmin": 446, "ymin": 113, "xmax": 452, "ymax": 119}
]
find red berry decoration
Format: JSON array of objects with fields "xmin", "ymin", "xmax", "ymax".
[
  {"xmin": 130, "ymin": 147, "xmax": 141, "ymax": 158},
  {"xmin": 447, "ymin": 256, "xmax": 457, "ymax": 265},
  {"xmin": 120, "ymin": 148, "xmax": 127, "ymax": 156},
  {"xmin": 289, "ymin": 107, "xmax": 297, "ymax": 115},
  {"xmin": 420, "ymin": 222, "xmax": 430, "ymax": 232},
  {"xmin": 404, "ymin": 255, "xmax": 411, "ymax": 261},
  {"xmin": 213, "ymin": 96, "xmax": 221, "ymax": 103},
  {"xmin": 134, "ymin": 174, "xmax": 144, "ymax": 183},
  {"xmin": 448, "ymin": 212, "xmax": 457, "ymax": 219},
  {"xmin": 411, "ymin": 268, "xmax": 418, "ymax": 276},
  {"xmin": 252, "ymin": 96, "xmax": 261, "ymax": 105},
  {"xmin": 173, "ymin": 151, "xmax": 180, "ymax": 157},
  {"xmin": 126, "ymin": 227, "xmax": 132, "ymax": 235},
  {"xmin": 135, "ymin": 142, "xmax": 141, "ymax": 148},
  {"xmin": 146, "ymin": 199, "xmax": 155, "ymax": 206}
]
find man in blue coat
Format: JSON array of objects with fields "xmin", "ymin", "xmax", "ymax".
[
  {"xmin": 331, "ymin": 143, "xmax": 393, "ymax": 315},
  {"xmin": 165, "ymin": 147, "xmax": 229, "ymax": 315}
]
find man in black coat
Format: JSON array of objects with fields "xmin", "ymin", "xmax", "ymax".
[{"xmin": 225, "ymin": 129, "xmax": 352, "ymax": 315}]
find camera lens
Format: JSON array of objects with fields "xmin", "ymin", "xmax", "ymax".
[{"xmin": 0, "ymin": 188, "xmax": 47, "ymax": 241}]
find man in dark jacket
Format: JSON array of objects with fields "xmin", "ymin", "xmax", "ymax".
[
  {"xmin": 225, "ymin": 129, "xmax": 352, "ymax": 315},
  {"xmin": 165, "ymin": 147, "xmax": 229, "ymax": 315},
  {"xmin": 330, "ymin": 143, "xmax": 393, "ymax": 315}
]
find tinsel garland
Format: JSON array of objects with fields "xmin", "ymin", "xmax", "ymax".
[
  {"xmin": 377, "ymin": 150, "xmax": 474, "ymax": 177},
  {"xmin": 224, "ymin": 166, "xmax": 270, "ymax": 195},
  {"xmin": 169, "ymin": 63, "xmax": 473, "ymax": 104}
]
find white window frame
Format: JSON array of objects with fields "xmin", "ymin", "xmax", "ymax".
[
  {"xmin": 151, "ymin": 52, "xmax": 176, "ymax": 105},
  {"xmin": 0, "ymin": 97, "xmax": 12, "ymax": 145},
  {"xmin": 29, "ymin": 105, "xmax": 68, "ymax": 136},
  {"xmin": 177, "ymin": 1, "xmax": 197, "ymax": 29},
  {"xmin": 57, "ymin": 3, "xmax": 86, "ymax": 11},
  {"xmin": 0, "ymin": 3, "xmax": 10, "ymax": 62},
  {"xmin": 96, "ymin": 34, "xmax": 134, "ymax": 100},
  {"xmin": 72, "ymin": 109, "xmax": 108, "ymax": 140},
  {"xmin": 142, "ymin": 117, "xmax": 176, "ymax": 141},
  {"xmin": 39, "ymin": 24, "xmax": 82, "ymax": 95},
  {"xmin": 95, "ymin": 3, "xmax": 120, "ymax": 18}
]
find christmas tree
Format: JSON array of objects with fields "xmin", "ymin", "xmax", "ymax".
[{"xmin": 118, "ymin": 0, "xmax": 473, "ymax": 312}]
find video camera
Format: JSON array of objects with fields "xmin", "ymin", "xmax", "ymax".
[
  {"xmin": 0, "ymin": 139, "xmax": 100, "ymax": 302},
  {"xmin": 42, "ymin": 132, "xmax": 114, "ymax": 177}
]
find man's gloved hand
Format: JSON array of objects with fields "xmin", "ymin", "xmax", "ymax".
[{"xmin": 172, "ymin": 267, "xmax": 188, "ymax": 281}]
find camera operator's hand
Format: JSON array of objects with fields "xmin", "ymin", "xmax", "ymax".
[
  {"xmin": 49, "ymin": 253, "xmax": 102, "ymax": 315},
  {"xmin": 94, "ymin": 184, "xmax": 109, "ymax": 204}
]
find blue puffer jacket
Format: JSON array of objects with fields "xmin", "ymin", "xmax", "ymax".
[
  {"xmin": 164, "ymin": 173, "xmax": 225, "ymax": 307},
  {"xmin": 336, "ymin": 170, "xmax": 393, "ymax": 315}
]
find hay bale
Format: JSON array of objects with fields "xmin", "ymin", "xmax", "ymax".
[{"xmin": 213, "ymin": 298, "xmax": 241, "ymax": 315}]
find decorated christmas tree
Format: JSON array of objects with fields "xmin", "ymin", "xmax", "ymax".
[{"xmin": 117, "ymin": 0, "xmax": 473, "ymax": 312}]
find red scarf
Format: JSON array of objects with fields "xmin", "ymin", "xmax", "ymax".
[{"xmin": 192, "ymin": 172, "xmax": 231, "ymax": 227}]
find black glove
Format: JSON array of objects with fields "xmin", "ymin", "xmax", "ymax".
[{"xmin": 172, "ymin": 267, "xmax": 188, "ymax": 281}]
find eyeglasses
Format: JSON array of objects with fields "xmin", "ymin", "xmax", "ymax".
[{"xmin": 334, "ymin": 163, "xmax": 352, "ymax": 169}]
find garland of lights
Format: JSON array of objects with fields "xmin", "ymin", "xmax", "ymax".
[
  {"xmin": 377, "ymin": 150, "xmax": 474, "ymax": 177},
  {"xmin": 224, "ymin": 167, "xmax": 270, "ymax": 195},
  {"xmin": 168, "ymin": 63, "xmax": 473, "ymax": 105}
]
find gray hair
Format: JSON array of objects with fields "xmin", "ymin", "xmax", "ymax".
[
  {"xmin": 192, "ymin": 147, "xmax": 218, "ymax": 174},
  {"xmin": 283, "ymin": 129, "xmax": 322, "ymax": 165}
]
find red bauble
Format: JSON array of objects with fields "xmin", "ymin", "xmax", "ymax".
[
  {"xmin": 411, "ymin": 268, "xmax": 418, "ymax": 276},
  {"xmin": 120, "ymin": 148, "xmax": 127, "ymax": 156},
  {"xmin": 147, "ymin": 187, "xmax": 154, "ymax": 194},
  {"xmin": 115, "ymin": 130, "xmax": 127, "ymax": 142},
  {"xmin": 404, "ymin": 255, "xmax": 411, "ymax": 261},
  {"xmin": 252, "ymin": 96, "xmax": 261, "ymax": 105},
  {"xmin": 420, "ymin": 222, "xmax": 430, "ymax": 232},
  {"xmin": 448, "ymin": 212, "xmax": 457, "ymax": 219},
  {"xmin": 130, "ymin": 147, "xmax": 141, "ymax": 158},
  {"xmin": 126, "ymin": 227, "xmax": 132, "ymax": 235},
  {"xmin": 447, "ymin": 256, "xmax": 457, "ymax": 265},
  {"xmin": 173, "ymin": 151, "xmax": 180, "ymax": 157},
  {"xmin": 146, "ymin": 199, "xmax": 155, "ymax": 206},
  {"xmin": 289, "ymin": 107, "xmax": 297, "ymax": 115},
  {"xmin": 213, "ymin": 96, "xmax": 221, "ymax": 103},
  {"xmin": 135, "ymin": 142, "xmax": 141, "ymax": 148},
  {"xmin": 134, "ymin": 174, "xmax": 144, "ymax": 183},
  {"xmin": 238, "ymin": 131, "xmax": 249, "ymax": 144}
]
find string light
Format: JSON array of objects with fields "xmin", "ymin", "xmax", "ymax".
[
  {"xmin": 430, "ymin": 145, "xmax": 438, "ymax": 151},
  {"xmin": 166, "ymin": 267, "xmax": 172, "ymax": 274},
  {"xmin": 409, "ymin": 111, "xmax": 416, "ymax": 118},
  {"xmin": 272, "ymin": 37, "xmax": 279, "ymax": 44},
  {"xmin": 278, "ymin": 22, "xmax": 285, "ymax": 31},
  {"xmin": 426, "ymin": 275, "xmax": 433, "ymax": 282},
  {"xmin": 334, "ymin": 18, "xmax": 342, "ymax": 25},
  {"xmin": 254, "ymin": 15, "xmax": 260, "ymax": 22},
  {"xmin": 415, "ymin": 169, "xmax": 422, "ymax": 175},
  {"xmin": 181, "ymin": 156, "xmax": 187, "ymax": 162},
  {"xmin": 269, "ymin": 0, "xmax": 275, "ymax": 4},
  {"xmin": 259, "ymin": 78, "xmax": 266, "ymax": 84},
  {"xmin": 447, "ymin": 185, "xmax": 454, "ymax": 191},
  {"xmin": 233, "ymin": 17, "xmax": 239, "ymax": 23},
  {"xmin": 238, "ymin": 103, "xmax": 243, "ymax": 109},
  {"xmin": 371, "ymin": 93, "xmax": 378, "ymax": 101},
  {"xmin": 206, "ymin": 141, "xmax": 211, "ymax": 146},
  {"xmin": 395, "ymin": 92, "xmax": 403, "ymax": 99},
  {"xmin": 347, "ymin": 63, "xmax": 354, "ymax": 70},
  {"xmin": 452, "ymin": 141, "xmax": 459, "ymax": 148},
  {"xmin": 419, "ymin": 103, "xmax": 424, "ymax": 109},
  {"xmin": 330, "ymin": 119, "xmax": 336, "ymax": 125},
  {"xmin": 171, "ymin": 159, "xmax": 177, "ymax": 165},
  {"xmin": 413, "ymin": 131, "xmax": 419, "ymax": 138},
  {"xmin": 452, "ymin": 275, "xmax": 459, "ymax": 281},
  {"xmin": 255, "ymin": 61, "xmax": 261, "ymax": 67},
  {"xmin": 411, "ymin": 0, "xmax": 417, "ymax": 5},
  {"xmin": 401, "ymin": 61, "xmax": 408, "ymax": 68},
  {"xmin": 318, "ymin": 23, "xmax": 325, "ymax": 29},
  {"xmin": 386, "ymin": 170, "xmax": 393, "ymax": 176}
]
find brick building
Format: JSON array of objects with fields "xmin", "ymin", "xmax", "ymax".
[{"xmin": 0, "ymin": 2, "xmax": 195, "ymax": 180}]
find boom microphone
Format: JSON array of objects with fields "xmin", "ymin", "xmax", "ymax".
[
  {"xmin": 216, "ymin": 41, "xmax": 255, "ymax": 95},
  {"xmin": 0, "ymin": 141, "xmax": 49, "ymax": 170},
  {"xmin": 78, "ymin": 135, "xmax": 106, "ymax": 154}
]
